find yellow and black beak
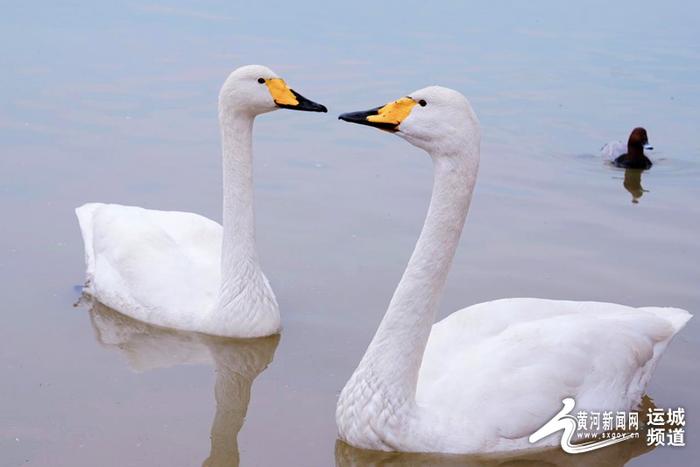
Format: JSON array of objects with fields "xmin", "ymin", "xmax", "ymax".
[
  {"xmin": 265, "ymin": 78, "xmax": 327, "ymax": 112},
  {"xmin": 339, "ymin": 97, "xmax": 417, "ymax": 132}
]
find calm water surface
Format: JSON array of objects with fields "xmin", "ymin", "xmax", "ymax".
[{"xmin": 1, "ymin": 1, "xmax": 698, "ymax": 466}]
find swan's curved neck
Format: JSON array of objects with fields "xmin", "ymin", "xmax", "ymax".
[
  {"xmin": 356, "ymin": 145, "xmax": 479, "ymax": 403},
  {"xmin": 211, "ymin": 107, "xmax": 279, "ymax": 335},
  {"xmin": 217, "ymin": 110, "xmax": 260, "ymax": 301},
  {"xmin": 220, "ymin": 111, "xmax": 256, "ymax": 255}
]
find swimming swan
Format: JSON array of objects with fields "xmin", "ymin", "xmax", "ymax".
[
  {"xmin": 601, "ymin": 127, "xmax": 653, "ymax": 169},
  {"xmin": 76, "ymin": 65, "xmax": 326, "ymax": 337},
  {"xmin": 336, "ymin": 88, "xmax": 690, "ymax": 454}
]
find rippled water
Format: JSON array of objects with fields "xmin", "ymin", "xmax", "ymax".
[{"xmin": 1, "ymin": 1, "xmax": 698, "ymax": 466}]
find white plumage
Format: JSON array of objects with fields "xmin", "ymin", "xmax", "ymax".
[
  {"xmin": 76, "ymin": 65, "xmax": 325, "ymax": 337},
  {"xmin": 415, "ymin": 299, "xmax": 688, "ymax": 452},
  {"xmin": 336, "ymin": 87, "xmax": 690, "ymax": 454},
  {"xmin": 77, "ymin": 203, "xmax": 250, "ymax": 336}
]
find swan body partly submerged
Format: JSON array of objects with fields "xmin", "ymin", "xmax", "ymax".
[
  {"xmin": 77, "ymin": 65, "xmax": 326, "ymax": 337},
  {"xmin": 77, "ymin": 203, "xmax": 233, "ymax": 335},
  {"xmin": 336, "ymin": 88, "xmax": 690, "ymax": 454}
]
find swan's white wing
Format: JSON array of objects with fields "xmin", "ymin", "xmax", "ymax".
[
  {"xmin": 417, "ymin": 298, "xmax": 690, "ymax": 452},
  {"xmin": 76, "ymin": 203, "xmax": 222, "ymax": 332},
  {"xmin": 600, "ymin": 141, "xmax": 626, "ymax": 160}
]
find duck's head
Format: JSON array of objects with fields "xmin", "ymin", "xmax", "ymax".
[
  {"xmin": 339, "ymin": 86, "xmax": 480, "ymax": 157},
  {"xmin": 628, "ymin": 127, "xmax": 653, "ymax": 152},
  {"xmin": 219, "ymin": 65, "xmax": 327, "ymax": 116}
]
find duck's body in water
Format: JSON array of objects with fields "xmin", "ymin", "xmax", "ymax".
[{"xmin": 610, "ymin": 127, "xmax": 653, "ymax": 169}]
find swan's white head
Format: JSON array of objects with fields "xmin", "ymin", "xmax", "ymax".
[
  {"xmin": 219, "ymin": 64, "xmax": 327, "ymax": 116},
  {"xmin": 339, "ymin": 86, "xmax": 479, "ymax": 157}
]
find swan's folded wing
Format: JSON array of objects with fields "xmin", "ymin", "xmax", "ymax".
[
  {"xmin": 75, "ymin": 203, "xmax": 222, "ymax": 331},
  {"xmin": 417, "ymin": 298, "xmax": 690, "ymax": 451}
]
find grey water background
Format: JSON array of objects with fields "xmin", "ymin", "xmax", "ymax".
[{"xmin": 1, "ymin": 1, "xmax": 699, "ymax": 466}]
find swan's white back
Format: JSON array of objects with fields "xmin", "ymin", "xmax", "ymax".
[
  {"xmin": 337, "ymin": 298, "xmax": 690, "ymax": 453},
  {"xmin": 77, "ymin": 202, "xmax": 282, "ymax": 337},
  {"xmin": 77, "ymin": 203, "xmax": 225, "ymax": 333},
  {"xmin": 415, "ymin": 298, "xmax": 689, "ymax": 452}
]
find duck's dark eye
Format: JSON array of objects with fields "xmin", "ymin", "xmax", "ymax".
[
  {"xmin": 257, "ymin": 78, "xmax": 265, "ymax": 84},
  {"xmin": 418, "ymin": 99, "xmax": 427, "ymax": 107}
]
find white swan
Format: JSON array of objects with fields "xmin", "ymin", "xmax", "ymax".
[
  {"xmin": 336, "ymin": 88, "xmax": 691, "ymax": 454},
  {"xmin": 76, "ymin": 65, "xmax": 326, "ymax": 337}
]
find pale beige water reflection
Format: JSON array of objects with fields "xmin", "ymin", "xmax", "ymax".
[
  {"xmin": 88, "ymin": 302, "xmax": 279, "ymax": 467},
  {"xmin": 335, "ymin": 438, "xmax": 653, "ymax": 467},
  {"xmin": 86, "ymin": 301, "xmax": 661, "ymax": 467}
]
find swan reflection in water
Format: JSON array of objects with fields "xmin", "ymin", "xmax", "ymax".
[
  {"xmin": 623, "ymin": 168, "xmax": 648, "ymax": 204},
  {"xmin": 86, "ymin": 301, "xmax": 279, "ymax": 467},
  {"xmin": 336, "ymin": 432, "xmax": 654, "ymax": 467}
]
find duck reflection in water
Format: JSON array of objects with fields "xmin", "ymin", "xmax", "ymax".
[
  {"xmin": 86, "ymin": 301, "xmax": 279, "ymax": 467},
  {"xmin": 623, "ymin": 168, "xmax": 648, "ymax": 204}
]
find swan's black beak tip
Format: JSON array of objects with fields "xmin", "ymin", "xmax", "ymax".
[
  {"xmin": 338, "ymin": 108, "xmax": 398, "ymax": 132},
  {"xmin": 338, "ymin": 111, "xmax": 368, "ymax": 124},
  {"xmin": 280, "ymin": 89, "xmax": 327, "ymax": 113},
  {"xmin": 310, "ymin": 100, "xmax": 328, "ymax": 113},
  {"xmin": 304, "ymin": 102, "xmax": 326, "ymax": 113}
]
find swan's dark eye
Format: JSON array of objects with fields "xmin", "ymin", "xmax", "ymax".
[
  {"xmin": 257, "ymin": 78, "xmax": 265, "ymax": 84},
  {"xmin": 418, "ymin": 99, "xmax": 427, "ymax": 107}
]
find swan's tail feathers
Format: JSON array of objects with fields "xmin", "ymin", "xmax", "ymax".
[
  {"xmin": 630, "ymin": 307, "xmax": 692, "ymax": 403},
  {"xmin": 75, "ymin": 202, "xmax": 105, "ymax": 292},
  {"xmin": 645, "ymin": 307, "xmax": 692, "ymax": 335}
]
